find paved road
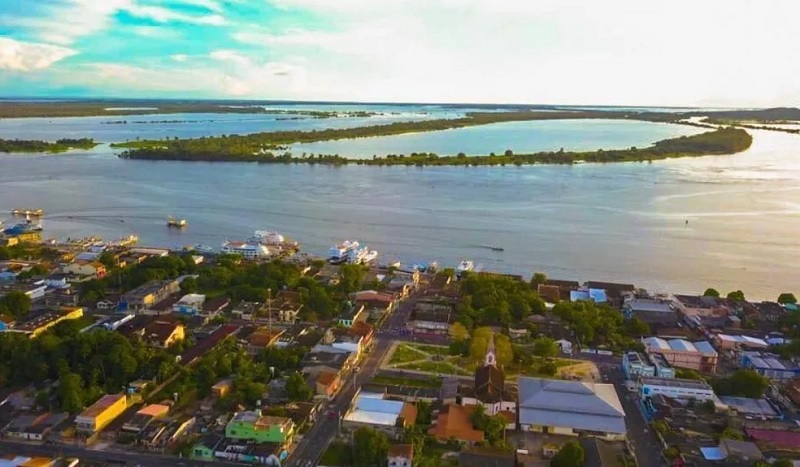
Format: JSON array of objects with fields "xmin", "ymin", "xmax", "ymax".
[
  {"xmin": 0, "ymin": 439, "xmax": 243, "ymax": 467},
  {"xmin": 599, "ymin": 366, "xmax": 664, "ymax": 467}
]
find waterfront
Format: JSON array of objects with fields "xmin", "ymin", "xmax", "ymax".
[{"xmin": 1, "ymin": 128, "xmax": 799, "ymax": 299}]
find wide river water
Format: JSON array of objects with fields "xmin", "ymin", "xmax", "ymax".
[{"xmin": 0, "ymin": 109, "xmax": 798, "ymax": 300}]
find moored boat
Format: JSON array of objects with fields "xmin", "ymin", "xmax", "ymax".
[
  {"xmin": 328, "ymin": 240, "xmax": 360, "ymax": 264},
  {"xmin": 167, "ymin": 216, "xmax": 187, "ymax": 228},
  {"xmin": 11, "ymin": 208, "xmax": 44, "ymax": 217},
  {"xmin": 456, "ymin": 260, "xmax": 474, "ymax": 277}
]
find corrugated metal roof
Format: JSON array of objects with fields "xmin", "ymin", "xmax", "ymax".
[
  {"xmin": 668, "ymin": 339, "xmax": 696, "ymax": 352},
  {"xmin": 643, "ymin": 337, "xmax": 670, "ymax": 351},
  {"xmin": 355, "ymin": 396, "xmax": 404, "ymax": 414},
  {"xmin": 693, "ymin": 341, "xmax": 718, "ymax": 356}
]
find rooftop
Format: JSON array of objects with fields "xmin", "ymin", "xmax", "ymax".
[
  {"xmin": 718, "ymin": 396, "xmax": 778, "ymax": 418},
  {"xmin": 640, "ymin": 377, "xmax": 712, "ymax": 390},
  {"xmin": 428, "ymin": 404, "xmax": 484, "ymax": 443},
  {"xmin": 344, "ymin": 394, "xmax": 408, "ymax": 427},
  {"xmin": 121, "ymin": 280, "xmax": 176, "ymax": 300},
  {"xmin": 642, "ymin": 337, "xmax": 717, "ymax": 356},
  {"xmin": 78, "ymin": 393, "xmax": 126, "ymax": 419},
  {"xmin": 387, "ymin": 444, "xmax": 413, "ymax": 459},
  {"xmin": 624, "ymin": 298, "xmax": 676, "ymax": 313}
]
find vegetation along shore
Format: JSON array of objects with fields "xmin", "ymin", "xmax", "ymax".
[
  {"xmin": 0, "ymin": 138, "xmax": 98, "ymax": 154},
  {"xmin": 118, "ymin": 127, "xmax": 753, "ymax": 166}
]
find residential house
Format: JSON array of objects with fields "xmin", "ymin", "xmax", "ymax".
[
  {"xmin": 226, "ymin": 411, "xmax": 295, "ymax": 445},
  {"xmin": 192, "ymin": 434, "xmax": 224, "ymax": 461},
  {"xmin": 143, "ymin": 318, "xmax": 185, "ymax": 348},
  {"xmin": 75, "ymin": 393, "xmax": 128, "ymax": 434},
  {"xmin": 118, "ymin": 279, "xmax": 180, "ymax": 312},
  {"xmin": 314, "ymin": 370, "xmax": 342, "ymax": 400},
  {"xmin": 518, "ymin": 377, "xmax": 627, "ymax": 441},
  {"xmin": 428, "ymin": 404, "xmax": 484, "ymax": 445},
  {"xmin": 508, "ymin": 323, "xmax": 529, "ymax": 341},
  {"xmin": 740, "ymin": 352, "xmax": 800, "ymax": 381},
  {"xmin": 4, "ymin": 413, "xmax": 68, "ymax": 441},
  {"xmin": 673, "ymin": 295, "xmax": 730, "ymax": 319},
  {"xmin": 301, "ymin": 348, "xmax": 355, "ymax": 380},
  {"xmin": 232, "ymin": 301, "xmax": 265, "ymax": 320},
  {"xmin": 44, "ymin": 274, "xmax": 68, "ymax": 289},
  {"xmin": 713, "ymin": 333, "xmax": 769, "ymax": 351},
  {"xmin": 623, "ymin": 297, "xmax": 680, "ymax": 328},
  {"xmin": 540, "ymin": 279, "xmax": 580, "ymax": 301},
  {"xmin": 338, "ymin": 302, "xmax": 367, "ymax": 328},
  {"xmin": 63, "ymin": 260, "xmax": 107, "ymax": 278},
  {"xmin": 0, "ymin": 281, "xmax": 47, "ymax": 301},
  {"xmin": 244, "ymin": 327, "xmax": 285, "ymax": 353},
  {"xmin": 387, "ymin": 444, "xmax": 414, "ymax": 467},
  {"xmin": 584, "ymin": 281, "xmax": 635, "ymax": 307},
  {"xmin": 386, "ymin": 270, "xmax": 419, "ymax": 298},
  {"xmin": 122, "ymin": 404, "xmax": 170, "ymax": 433},
  {"xmin": 284, "ymin": 401, "xmax": 320, "ymax": 432},
  {"xmin": 267, "ymin": 290, "xmax": 303, "ymax": 323},
  {"xmin": 203, "ymin": 296, "xmax": 230, "ymax": 315},
  {"xmin": 342, "ymin": 392, "xmax": 418, "ymax": 439}
]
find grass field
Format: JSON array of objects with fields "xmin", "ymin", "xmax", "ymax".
[
  {"xmin": 407, "ymin": 343, "xmax": 451, "ymax": 356},
  {"xmin": 388, "ymin": 344, "xmax": 428, "ymax": 365},
  {"xmin": 396, "ymin": 360, "xmax": 471, "ymax": 376}
]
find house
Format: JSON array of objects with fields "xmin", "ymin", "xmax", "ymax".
[
  {"xmin": 700, "ymin": 439, "xmax": 764, "ymax": 463},
  {"xmin": 44, "ymin": 288, "xmax": 80, "ymax": 307},
  {"xmin": 122, "ymin": 404, "xmax": 170, "ymax": 433},
  {"xmin": 458, "ymin": 448, "xmax": 516, "ymax": 467},
  {"xmin": 173, "ymin": 294, "xmax": 206, "ymax": 315},
  {"xmin": 570, "ymin": 288, "xmax": 608, "ymax": 303},
  {"xmin": 713, "ymin": 333, "xmax": 769, "ymax": 351},
  {"xmin": 350, "ymin": 290, "xmax": 397, "ymax": 309},
  {"xmin": 300, "ymin": 348, "xmax": 355, "ymax": 378},
  {"xmin": 643, "ymin": 337, "xmax": 718, "ymax": 372},
  {"xmin": 0, "ymin": 314, "xmax": 14, "ymax": 331},
  {"xmin": 245, "ymin": 327, "xmax": 285, "ymax": 353},
  {"xmin": 118, "ymin": 279, "xmax": 180, "ymax": 312},
  {"xmin": 314, "ymin": 370, "xmax": 342, "ymax": 399},
  {"xmin": 232, "ymin": 301, "xmax": 265, "ymax": 320},
  {"xmin": 96, "ymin": 299, "xmax": 116, "ymax": 310},
  {"xmin": 623, "ymin": 297, "xmax": 679, "ymax": 327},
  {"xmin": 0, "ymin": 281, "xmax": 47, "ymax": 301},
  {"xmin": 387, "ymin": 444, "xmax": 414, "ymax": 467},
  {"xmin": 338, "ymin": 302, "xmax": 367, "ymax": 328},
  {"xmin": 343, "ymin": 392, "xmax": 417, "ymax": 439},
  {"xmin": 718, "ymin": 396, "xmax": 779, "ymax": 419},
  {"xmin": 541, "ymin": 279, "xmax": 580, "ymax": 301},
  {"xmin": 518, "ymin": 377, "xmax": 626, "ymax": 441},
  {"xmin": 460, "ymin": 334, "xmax": 516, "ymax": 427},
  {"xmin": 508, "ymin": 323, "xmax": 529, "ymax": 340},
  {"xmin": 226, "ymin": 411, "xmax": 295, "ymax": 444},
  {"xmin": 556, "ymin": 339, "xmax": 573, "ymax": 354},
  {"xmin": 739, "ymin": 352, "xmax": 800, "ymax": 381},
  {"xmin": 584, "ymin": 281, "xmax": 635, "ymax": 306},
  {"xmin": 622, "ymin": 351, "xmax": 656, "ymax": 379},
  {"xmin": 63, "ymin": 260, "xmax": 106, "ymax": 278},
  {"xmin": 203, "ymin": 296, "xmax": 230, "ymax": 315},
  {"xmin": 75, "ymin": 393, "xmax": 128, "ymax": 434},
  {"xmin": 428, "ymin": 404, "xmax": 484, "ymax": 445},
  {"xmin": 10, "ymin": 307, "xmax": 84, "ymax": 338},
  {"xmin": 267, "ymin": 290, "xmax": 303, "ymax": 323},
  {"xmin": 284, "ymin": 401, "xmax": 320, "ymax": 431},
  {"xmin": 143, "ymin": 318, "xmax": 185, "ymax": 348},
  {"xmin": 192, "ymin": 433, "xmax": 224, "ymax": 461},
  {"xmin": 323, "ymin": 323, "xmax": 374, "ymax": 359}
]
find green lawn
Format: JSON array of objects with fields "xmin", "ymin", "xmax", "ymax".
[
  {"xmin": 389, "ymin": 344, "xmax": 428, "ymax": 365},
  {"xmin": 396, "ymin": 360, "xmax": 471, "ymax": 376},
  {"xmin": 371, "ymin": 375, "xmax": 442, "ymax": 389},
  {"xmin": 320, "ymin": 441, "xmax": 352, "ymax": 466},
  {"xmin": 407, "ymin": 343, "xmax": 451, "ymax": 356}
]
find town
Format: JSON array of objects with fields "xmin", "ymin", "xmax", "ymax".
[{"xmin": 1, "ymin": 226, "xmax": 799, "ymax": 467}]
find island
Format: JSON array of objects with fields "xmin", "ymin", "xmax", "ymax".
[
  {"xmin": 117, "ymin": 127, "xmax": 753, "ymax": 166},
  {"xmin": 0, "ymin": 138, "xmax": 99, "ymax": 154}
]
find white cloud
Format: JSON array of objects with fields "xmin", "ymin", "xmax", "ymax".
[
  {"xmin": 170, "ymin": 54, "xmax": 189, "ymax": 62},
  {"xmin": 0, "ymin": 37, "xmax": 77, "ymax": 71},
  {"xmin": 126, "ymin": 5, "xmax": 226, "ymax": 25},
  {"xmin": 168, "ymin": 0, "xmax": 224, "ymax": 13},
  {"xmin": 129, "ymin": 25, "xmax": 179, "ymax": 38}
]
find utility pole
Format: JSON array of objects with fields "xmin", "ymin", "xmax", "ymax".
[{"xmin": 267, "ymin": 288, "xmax": 272, "ymax": 329}]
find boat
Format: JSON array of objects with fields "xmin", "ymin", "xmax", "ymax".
[
  {"xmin": 167, "ymin": 216, "xmax": 187, "ymax": 228},
  {"xmin": 3, "ymin": 218, "xmax": 43, "ymax": 235},
  {"xmin": 11, "ymin": 208, "xmax": 44, "ymax": 217},
  {"xmin": 111, "ymin": 234, "xmax": 138, "ymax": 247},
  {"xmin": 328, "ymin": 240, "xmax": 360, "ymax": 264},
  {"xmin": 347, "ymin": 244, "xmax": 370, "ymax": 264},
  {"xmin": 490, "ymin": 246, "xmax": 505, "ymax": 252},
  {"xmin": 221, "ymin": 240, "xmax": 271, "ymax": 260},
  {"xmin": 192, "ymin": 244, "xmax": 215, "ymax": 254},
  {"xmin": 359, "ymin": 250, "xmax": 379, "ymax": 264},
  {"xmin": 250, "ymin": 230, "xmax": 300, "ymax": 249},
  {"xmin": 456, "ymin": 260, "xmax": 474, "ymax": 277}
]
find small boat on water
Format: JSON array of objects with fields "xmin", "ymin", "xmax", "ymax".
[
  {"xmin": 328, "ymin": 240, "xmax": 360, "ymax": 264},
  {"xmin": 249, "ymin": 230, "xmax": 299, "ymax": 249},
  {"xmin": 456, "ymin": 260, "xmax": 474, "ymax": 277},
  {"xmin": 3, "ymin": 216, "xmax": 43, "ymax": 235},
  {"xmin": 11, "ymin": 208, "xmax": 44, "ymax": 217},
  {"xmin": 167, "ymin": 216, "xmax": 187, "ymax": 228}
]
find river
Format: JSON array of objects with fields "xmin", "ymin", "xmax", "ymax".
[{"xmin": 0, "ymin": 111, "xmax": 798, "ymax": 300}]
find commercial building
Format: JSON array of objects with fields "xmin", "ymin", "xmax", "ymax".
[
  {"xmin": 648, "ymin": 353, "xmax": 676, "ymax": 379},
  {"xmin": 643, "ymin": 337, "xmax": 718, "ymax": 372},
  {"xmin": 226, "ymin": 411, "xmax": 295, "ymax": 444},
  {"xmin": 75, "ymin": 393, "xmax": 128, "ymax": 434},
  {"xmin": 622, "ymin": 351, "xmax": 655, "ymax": 379},
  {"xmin": 409, "ymin": 300, "xmax": 453, "ymax": 335},
  {"xmin": 713, "ymin": 334, "xmax": 769, "ymax": 351},
  {"xmin": 118, "ymin": 280, "xmax": 179, "ymax": 312},
  {"xmin": 343, "ymin": 392, "xmax": 418, "ymax": 439},
  {"xmin": 10, "ymin": 307, "xmax": 84, "ymax": 338},
  {"xmin": 622, "ymin": 297, "xmax": 679, "ymax": 327},
  {"xmin": 639, "ymin": 377, "xmax": 714, "ymax": 401},
  {"xmin": 173, "ymin": 293, "xmax": 206, "ymax": 315},
  {"xmin": 518, "ymin": 377, "xmax": 626, "ymax": 441},
  {"xmin": 739, "ymin": 352, "xmax": 800, "ymax": 381}
]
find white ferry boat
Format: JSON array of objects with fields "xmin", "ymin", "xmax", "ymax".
[
  {"xmin": 250, "ymin": 230, "xmax": 299, "ymax": 249},
  {"xmin": 328, "ymin": 240, "xmax": 360, "ymax": 264},
  {"xmin": 221, "ymin": 240, "xmax": 271, "ymax": 260},
  {"xmin": 456, "ymin": 260, "xmax": 474, "ymax": 277}
]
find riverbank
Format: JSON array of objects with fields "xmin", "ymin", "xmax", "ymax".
[
  {"xmin": 117, "ymin": 128, "xmax": 753, "ymax": 165},
  {"xmin": 0, "ymin": 138, "xmax": 98, "ymax": 153}
]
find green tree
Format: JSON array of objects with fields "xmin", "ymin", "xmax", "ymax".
[
  {"xmin": 352, "ymin": 427, "xmax": 390, "ymax": 467},
  {"xmin": 98, "ymin": 251, "xmax": 117, "ymax": 269},
  {"xmin": 0, "ymin": 291, "xmax": 32, "ymax": 318},
  {"xmin": 180, "ymin": 277, "xmax": 198, "ymax": 294},
  {"xmin": 726, "ymin": 290, "xmax": 746, "ymax": 302},
  {"xmin": 712, "ymin": 369, "xmax": 769, "ymax": 398},
  {"xmin": 470, "ymin": 327, "xmax": 513, "ymax": 366},
  {"xmin": 777, "ymin": 293, "xmax": 797, "ymax": 305},
  {"xmin": 720, "ymin": 427, "xmax": 744, "ymax": 440},
  {"xmin": 550, "ymin": 441, "xmax": 585, "ymax": 467},
  {"xmin": 772, "ymin": 459, "xmax": 794, "ymax": 467},
  {"xmin": 531, "ymin": 272, "xmax": 547, "ymax": 287},
  {"xmin": 339, "ymin": 264, "xmax": 366, "ymax": 295},
  {"xmin": 623, "ymin": 316, "xmax": 650, "ymax": 336},
  {"xmin": 57, "ymin": 371, "xmax": 85, "ymax": 414},
  {"xmin": 532, "ymin": 337, "xmax": 558, "ymax": 358},
  {"xmin": 539, "ymin": 361, "xmax": 557, "ymax": 376},
  {"xmin": 703, "ymin": 288, "xmax": 720, "ymax": 298},
  {"xmin": 449, "ymin": 322, "xmax": 470, "ymax": 341},
  {"xmin": 286, "ymin": 372, "xmax": 314, "ymax": 402}
]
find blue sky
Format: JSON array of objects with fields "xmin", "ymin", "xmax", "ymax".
[{"xmin": 1, "ymin": 0, "xmax": 799, "ymax": 106}]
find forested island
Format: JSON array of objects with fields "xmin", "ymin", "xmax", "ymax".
[
  {"xmin": 0, "ymin": 138, "xmax": 98, "ymax": 153},
  {"xmin": 118, "ymin": 127, "xmax": 752, "ymax": 166}
]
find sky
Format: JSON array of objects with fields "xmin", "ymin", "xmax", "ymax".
[{"xmin": 0, "ymin": 0, "xmax": 799, "ymax": 107}]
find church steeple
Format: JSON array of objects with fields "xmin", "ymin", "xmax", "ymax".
[{"xmin": 484, "ymin": 333, "xmax": 497, "ymax": 367}]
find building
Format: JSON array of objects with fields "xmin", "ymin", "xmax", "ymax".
[
  {"xmin": 718, "ymin": 396, "xmax": 780, "ymax": 419},
  {"xmin": 0, "ymin": 281, "xmax": 47, "ymax": 301},
  {"xmin": 458, "ymin": 448, "xmax": 516, "ymax": 467},
  {"xmin": 701, "ymin": 439, "xmax": 764, "ymax": 463},
  {"xmin": 643, "ymin": 337, "xmax": 718, "ymax": 372},
  {"xmin": 63, "ymin": 260, "xmax": 107, "ymax": 278},
  {"xmin": 4, "ymin": 412, "xmax": 68, "ymax": 441},
  {"xmin": 428, "ymin": 404, "xmax": 484, "ymax": 445},
  {"xmin": 338, "ymin": 302, "xmax": 367, "ymax": 328},
  {"xmin": 387, "ymin": 444, "xmax": 414, "ymax": 467},
  {"xmin": 409, "ymin": 300, "xmax": 453, "ymax": 335},
  {"xmin": 314, "ymin": 370, "xmax": 342, "ymax": 399},
  {"xmin": 740, "ymin": 352, "xmax": 800, "ymax": 381},
  {"xmin": 244, "ymin": 327, "xmax": 285, "ymax": 353},
  {"xmin": 648, "ymin": 353, "xmax": 676, "ymax": 379},
  {"xmin": 221, "ymin": 241, "xmax": 271, "ymax": 260},
  {"xmin": 343, "ymin": 392, "xmax": 418, "ymax": 439},
  {"xmin": 212, "ymin": 379, "xmax": 233, "ymax": 398},
  {"xmin": 673, "ymin": 295, "xmax": 730, "ymax": 318},
  {"xmin": 173, "ymin": 293, "xmax": 206, "ymax": 315},
  {"xmin": 622, "ymin": 351, "xmax": 656, "ymax": 379},
  {"xmin": 570, "ymin": 288, "xmax": 608, "ymax": 303},
  {"xmin": 226, "ymin": 411, "xmax": 295, "ymax": 444},
  {"xmin": 713, "ymin": 334, "xmax": 769, "ymax": 351},
  {"xmin": 639, "ymin": 377, "xmax": 715, "ymax": 401},
  {"xmin": 143, "ymin": 318, "xmax": 185, "ymax": 348},
  {"xmin": 622, "ymin": 297, "xmax": 679, "ymax": 327},
  {"xmin": 518, "ymin": 377, "xmax": 626, "ymax": 441},
  {"xmin": 75, "ymin": 393, "xmax": 128, "ymax": 434},
  {"xmin": 9, "ymin": 307, "xmax": 84, "ymax": 338},
  {"xmin": 118, "ymin": 280, "xmax": 179, "ymax": 312},
  {"xmin": 461, "ymin": 334, "xmax": 516, "ymax": 425},
  {"xmin": 122, "ymin": 404, "xmax": 170, "ymax": 433}
]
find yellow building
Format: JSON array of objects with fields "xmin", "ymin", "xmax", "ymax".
[
  {"xmin": 75, "ymin": 393, "xmax": 128, "ymax": 434},
  {"xmin": 14, "ymin": 307, "xmax": 84, "ymax": 338}
]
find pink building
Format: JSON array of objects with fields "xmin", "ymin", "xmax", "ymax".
[{"xmin": 643, "ymin": 337, "xmax": 718, "ymax": 372}]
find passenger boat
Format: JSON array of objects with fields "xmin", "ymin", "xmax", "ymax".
[
  {"xmin": 167, "ymin": 216, "xmax": 187, "ymax": 228},
  {"xmin": 221, "ymin": 240, "xmax": 271, "ymax": 260},
  {"xmin": 328, "ymin": 240, "xmax": 360, "ymax": 264},
  {"xmin": 250, "ymin": 230, "xmax": 300, "ymax": 249},
  {"xmin": 456, "ymin": 260, "xmax": 474, "ymax": 277},
  {"xmin": 11, "ymin": 208, "xmax": 44, "ymax": 217}
]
